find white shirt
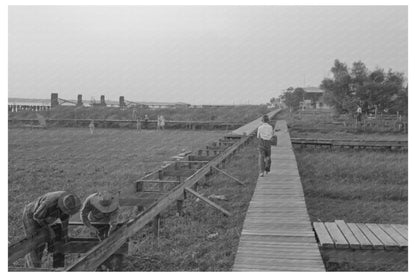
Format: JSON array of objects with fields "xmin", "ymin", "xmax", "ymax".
[{"xmin": 257, "ymin": 123, "xmax": 274, "ymax": 140}]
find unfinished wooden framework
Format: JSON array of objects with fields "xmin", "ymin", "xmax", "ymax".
[
  {"xmin": 8, "ymin": 109, "xmax": 281, "ymax": 271},
  {"xmin": 291, "ymin": 138, "xmax": 408, "ymax": 151}
]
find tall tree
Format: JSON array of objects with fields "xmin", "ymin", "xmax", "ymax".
[{"xmin": 320, "ymin": 60, "xmax": 407, "ymax": 114}]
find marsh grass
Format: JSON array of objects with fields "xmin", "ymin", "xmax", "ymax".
[
  {"xmin": 8, "ymin": 128, "xmax": 227, "ymax": 242},
  {"xmin": 123, "ymin": 142, "xmax": 259, "ymax": 271},
  {"xmin": 295, "ymin": 148, "xmax": 407, "ymax": 224}
]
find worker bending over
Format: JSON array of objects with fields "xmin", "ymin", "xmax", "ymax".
[
  {"xmin": 22, "ymin": 191, "xmax": 81, "ymax": 267},
  {"xmin": 81, "ymin": 191, "xmax": 120, "ymax": 240}
]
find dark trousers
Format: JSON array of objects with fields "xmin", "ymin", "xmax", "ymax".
[{"xmin": 258, "ymin": 139, "xmax": 271, "ymax": 173}]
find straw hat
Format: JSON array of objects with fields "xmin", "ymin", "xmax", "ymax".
[
  {"xmin": 58, "ymin": 192, "xmax": 81, "ymax": 215},
  {"xmin": 90, "ymin": 191, "xmax": 119, "ymax": 213}
]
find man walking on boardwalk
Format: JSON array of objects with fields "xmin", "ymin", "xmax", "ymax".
[
  {"xmin": 257, "ymin": 115, "xmax": 274, "ymax": 177},
  {"xmin": 22, "ymin": 191, "xmax": 81, "ymax": 267}
]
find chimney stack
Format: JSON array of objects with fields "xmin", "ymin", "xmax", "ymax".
[
  {"xmin": 51, "ymin": 93, "xmax": 59, "ymax": 108},
  {"xmin": 77, "ymin": 94, "xmax": 83, "ymax": 106}
]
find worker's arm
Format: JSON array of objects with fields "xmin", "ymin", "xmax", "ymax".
[
  {"xmin": 33, "ymin": 202, "xmax": 56, "ymax": 240},
  {"xmin": 80, "ymin": 198, "xmax": 100, "ymax": 236}
]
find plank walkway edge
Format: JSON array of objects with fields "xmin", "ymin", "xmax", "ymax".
[{"xmin": 233, "ymin": 120, "xmax": 325, "ymax": 271}]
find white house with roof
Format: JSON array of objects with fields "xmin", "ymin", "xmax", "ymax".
[{"xmin": 299, "ymin": 87, "xmax": 331, "ymax": 110}]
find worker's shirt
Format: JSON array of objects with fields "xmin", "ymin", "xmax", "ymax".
[
  {"xmin": 25, "ymin": 191, "xmax": 70, "ymax": 225},
  {"xmin": 80, "ymin": 194, "xmax": 119, "ymax": 228},
  {"xmin": 257, "ymin": 123, "xmax": 274, "ymax": 140}
]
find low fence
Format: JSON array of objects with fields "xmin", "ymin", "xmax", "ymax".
[
  {"xmin": 291, "ymin": 138, "xmax": 408, "ymax": 151},
  {"xmin": 8, "ymin": 118, "xmax": 245, "ymax": 131}
]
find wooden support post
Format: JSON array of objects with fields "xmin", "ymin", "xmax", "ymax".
[
  {"xmin": 184, "ymin": 187, "xmax": 231, "ymax": 217},
  {"xmin": 176, "ymin": 200, "xmax": 184, "ymax": 216},
  {"xmin": 153, "ymin": 214, "xmax": 160, "ymax": 238},
  {"xmin": 212, "ymin": 166, "xmax": 245, "ymax": 186},
  {"xmin": 51, "ymin": 223, "xmax": 65, "ymax": 268},
  {"xmin": 136, "ymin": 181, "xmax": 143, "ymax": 192}
]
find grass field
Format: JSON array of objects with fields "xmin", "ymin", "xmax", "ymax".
[
  {"xmin": 123, "ymin": 142, "xmax": 259, "ymax": 271},
  {"xmin": 276, "ymin": 110, "xmax": 408, "ymax": 271},
  {"xmin": 294, "ymin": 149, "xmax": 408, "ymax": 224},
  {"xmin": 8, "ymin": 128, "xmax": 227, "ymax": 242}
]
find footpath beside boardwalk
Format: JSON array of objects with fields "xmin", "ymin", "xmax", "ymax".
[{"xmin": 233, "ymin": 120, "xmax": 325, "ymax": 271}]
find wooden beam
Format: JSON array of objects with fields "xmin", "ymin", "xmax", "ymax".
[
  {"xmin": 64, "ymin": 238, "xmax": 128, "ymax": 254},
  {"xmin": 163, "ymin": 168, "xmax": 196, "ymax": 177},
  {"xmin": 184, "ymin": 187, "xmax": 231, "ymax": 217},
  {"xmin": 135, "ymin": 179, "xmax": 180, "ymax": 183},
  {"xmin": 8, "ymin": 228, "xmax": 48, "ymax": 265},
  {"xmin": 187, "ymin": 155, "xmax": 215, "ymax": 161},
  {"xmin": 8, "ymin": 267, "xmax": 60, "ymax": 272},
  {"xmin": 211, "ymin": 166, "xmax": 245, "ymax": 186}
]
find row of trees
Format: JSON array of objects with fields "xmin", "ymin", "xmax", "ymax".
[{"xmin": 280, "ymin": 60, "xmax": 408, "ymax": 115}]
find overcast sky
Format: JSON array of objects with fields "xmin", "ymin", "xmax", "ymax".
[{"xmin": 8, "ymin": 6, "xmax": 407, "ymax": 105}]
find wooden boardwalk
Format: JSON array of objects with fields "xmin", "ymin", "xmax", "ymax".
[
  {"xmin": 233, "ymin": 120, "xmax": 325, "ymax": 271},
  {"xmin": 314, "ymin": 220, "xmax": 408, "ymax": 250}
]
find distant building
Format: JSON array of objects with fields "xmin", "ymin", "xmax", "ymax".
[
  {"xmin": 128, "ymin": 101, "xmax": 191, "ymax": 109},
  {"xmin": 299, "ymin": 87, "xmax": 331, "ymax": 110}
]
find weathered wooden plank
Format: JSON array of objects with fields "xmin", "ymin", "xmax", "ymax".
[
  {"xmin": 163, "ymin": 168, "xmax": 196, "ymax": 177},
  {"xmin": 324, "ymin": 222, "xmax": 349, "ymax": 249},
  {"xmin": 392, "ymin": 224, "xmax": 408, "ymax": 240},
  {"xmin": 187, "ymin": 155, "xmax": 215, "ymax": 161},
  {"xmin": 346, "ymin": 223, "xmax": 373, "ymax": 250},
  {"xmin": 184, "ymin": 187, "xmax": 231, "ymax": 217},
  {"xmin": 8, "ymin": 267, "xmax": 60, "ymax": 272},
  {"xmin": 64, "ymin": 239, "xmax": 128, "ymax": 254},
  {"xmin": 379, "ymin": 224, "xmax": 408, "ymax": 249},
  {"xmin": 356, "ymin": 223, "xmax": 384, "ymax": 249},
  {"xmin": 366, "ymin": 223, "xmax": 400, "ymax": 250},
  {"xmin": 119, "ymin": 197, "xmax": 159, "ymax": 206},
  {"xmin": 334, "ymin": 220, "xmax": 360, "ymax": 249},
  {"xmin": 313, "ymin": 222, "xmax": 334, "ymax": 248},
  {"xmin": 8, "ymin": 228, "xmax": 48, "ymax": 265}
]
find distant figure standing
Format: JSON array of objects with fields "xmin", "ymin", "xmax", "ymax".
[
  {"xmin": 257, "ymin": 115, "xmax": 274, "ymax": 177},
  {"xmin": 156, "ymin": 115, "xmax": 161, "ymax": 131},
  {"xmin": 136, "ymin": 117, "xmax": 142, "ymax": 133},
  {"xmin": 143, "ymin": 114, "xmax": 149, "ymax": 130},
  {"xmin": 160, "ymin": 115, "xmax": 165, "ymax": 130},
  {"xmin": 89, "ymin": 120, "xmax": 95, "ymax": 134},
  {"xmin": 356, "ymin": 105, "xmax": 362, "ymax": 122}
]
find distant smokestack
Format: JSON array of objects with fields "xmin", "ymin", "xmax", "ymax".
[
  {"xmin": 100, "ymin": 95, "xmax": 106, "ymax": 106},
  {"xmin": 77, "ymin": 94, "xmax": 83, "ymax": 106},
  {"xmin": 51, "ymin": 93, "xmax": 59, "ymax": 108},
  {"xmin": 119, "ymin": 96, "xmax": 126, "ymax": 107}
]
